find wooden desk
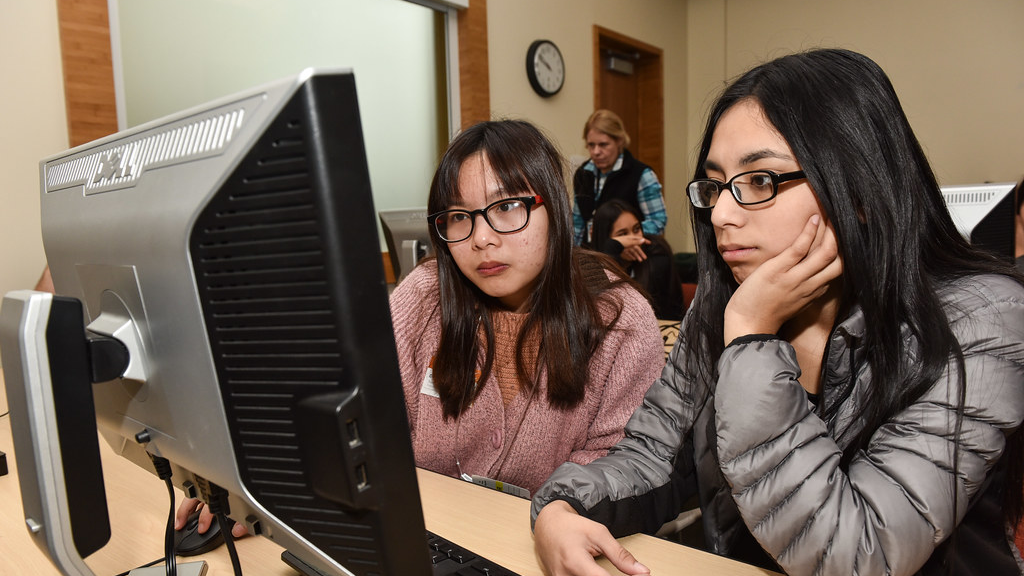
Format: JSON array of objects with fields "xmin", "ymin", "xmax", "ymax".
[{"xmin": 0, "ymin": 378, "xmax": 775, "ymax": 576}]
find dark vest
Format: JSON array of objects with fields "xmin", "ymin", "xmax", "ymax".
[{"xmin": 573, "ymin": 149, "xmax": 650, "ymax": 244}]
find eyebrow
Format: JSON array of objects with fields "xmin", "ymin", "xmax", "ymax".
[
  {"xmin": 449, "ymin": 186, "xmax": 512, "ymax": 209},
  {"xmin": 703, "ymin": 148, "xmax": 795, "ymax": 174}
]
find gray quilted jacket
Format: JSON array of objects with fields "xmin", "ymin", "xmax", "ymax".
[{"xmin": 532, "ymin": 273, "xmax": 1024, "ymax": 575}]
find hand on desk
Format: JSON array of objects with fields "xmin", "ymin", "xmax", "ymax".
[
  {"xmin": 534, "ymin": 500, "xmax": 650, "ymax": 576},
  {"xmin": 175, "ymin": 497, "xmax": 249, "ymax": 539}
]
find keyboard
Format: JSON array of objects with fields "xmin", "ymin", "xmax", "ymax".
[
  {"xmin": 280, "ymin": 531, "xmax": 521, "ymax": 576},
  {"xmin": 427, "ymin": 530, "xmax": 521, "ymax": 576}
]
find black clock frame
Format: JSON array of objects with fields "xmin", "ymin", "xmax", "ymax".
[{"xmin": 526, "ymin": 39, "xmax": 565, "ymax": 97}]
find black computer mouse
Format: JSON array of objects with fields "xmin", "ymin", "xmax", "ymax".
[{"xmin": 175, "ymin": 510, "xmax": 226, "ymax": 556}]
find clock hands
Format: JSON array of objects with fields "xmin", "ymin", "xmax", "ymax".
[{"xmin": 527, "ymin": 41, "xmax": 563, "ymax": 96}]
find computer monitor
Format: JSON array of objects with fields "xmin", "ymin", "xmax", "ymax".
[
  {"xmin": 379, "ymin": 208, "xmax": 433, "ymax": 284},
  {"xmin": 941, "ymin": 182, "xmax": 1018, "ymax": 262},
  {"xmin": 1, "ymin": 69, "xmax": 432, "ymax": 576}
]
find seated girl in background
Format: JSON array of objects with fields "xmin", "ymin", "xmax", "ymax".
[
  {"xmin": 532, "ymin": 48, "xmax": 1024, "ymax": 576},
  {"xmin": 389, "ymin": 119, "xmax": 664, "ymax": 497},
  {"xmin": 589, "ymin": 199, "xmax": 684, "ymax": 320}
]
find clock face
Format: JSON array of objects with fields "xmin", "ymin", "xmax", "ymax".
[{"xmin": 527, "ymin": 40, "xmax": 565, "ymax": 97}]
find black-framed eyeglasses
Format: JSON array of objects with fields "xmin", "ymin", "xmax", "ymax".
[
  {"xmin": 428, "ymin": 195, "xmax": 545, "ymax": 243},
  {"xmin": 686, "ymin": 170, "xmax": 807, "ymax": 209}
]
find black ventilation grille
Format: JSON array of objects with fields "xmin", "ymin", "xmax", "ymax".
[{"xmin": 189, "ymin": 85, "xmax": 387, "ymax": 574}]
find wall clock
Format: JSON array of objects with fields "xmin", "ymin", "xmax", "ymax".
[{"xmin": 526, "ymin": 40, "xmax": 565, "ymax": 97}]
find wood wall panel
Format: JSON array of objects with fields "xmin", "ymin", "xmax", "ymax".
[
  {"xmin": 57, "ymin": 0, "xmax": 117, "ymax": 147},
  {"xmin": 457, "ymin": 0, "xmax": 490, "ymax": 129}
]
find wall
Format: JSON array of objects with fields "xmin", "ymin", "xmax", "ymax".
[
  {"xmin": 3, "ymin": 0, "xmax": 1022, "ymax": 293},
  {"xmin": 686, "ymin": 0, "xmax": 1024, "ymax": 187},
  {"xmin": 112, "ymin": 0, "xmax": 447, "ymax": 249},
  {"xmin": 489, "ymin": 0, "xmax": 1024, "ymax": 254},
  {"xmin": 486, "ymin": 0, "xmax": 693, "ymax": 252},
  {"xmin": 0, "ymin": 0, "xmax": 68, "ymax": 298}
]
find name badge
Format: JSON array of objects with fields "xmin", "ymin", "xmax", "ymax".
[
  {"xmin": 420, "ymin": 359, "xmax": 439, "ymax": 397},
  {"xmin": 470, "ymin": 475, "xmax": 530, "ymax": 499},
  {"xmin": 420, "ymin": 356, "xmax": 480, "ymax": 398}
]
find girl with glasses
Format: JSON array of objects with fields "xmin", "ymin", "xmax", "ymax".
[
  {"xmin": 389, "ymin": 119, "xmax": 665, "ymax": 497},
  {"xmin": 532, "ymin": 48, "xmax": 1024, "ymax": 576}
]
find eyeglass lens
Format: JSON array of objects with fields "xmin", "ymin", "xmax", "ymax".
[
  {"xmin": 688, "ymin": 171, "xmax": 779, "ymax": 208},
  {"xmin": 434, "ymin": 198, "xmax": 532, "ymax": 242}
]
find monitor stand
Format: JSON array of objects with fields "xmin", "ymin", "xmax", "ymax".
[{"xmin": 281, "ymin": 550, "xmax": 331, "ymax": 576}]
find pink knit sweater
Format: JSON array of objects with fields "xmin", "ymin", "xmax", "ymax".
[{"xmin": 389, "ymin": 260, "xmax": 664, "ymax": 495}]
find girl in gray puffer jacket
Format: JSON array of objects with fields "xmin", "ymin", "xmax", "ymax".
[{"xmin": 533, "ymin": 48, "xmax": 1024, "ymax": 576}]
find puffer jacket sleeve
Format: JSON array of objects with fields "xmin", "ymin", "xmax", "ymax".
[
  {"xmin": 715, "ymin": 275, "xmax": 1024, "ymax": 576},
  {"xmin": 530, "ymin": 321, "xmax": 705, "ymax": 535}
]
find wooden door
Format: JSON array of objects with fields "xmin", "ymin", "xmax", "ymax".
[{"xmin": 593, "ymin": 26, "xmax": 664, "ymax": 185}]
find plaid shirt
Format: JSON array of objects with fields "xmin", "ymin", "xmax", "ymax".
[{"xmin": 572, "ymin": 154, "xmax": 666, "ymax": 245}]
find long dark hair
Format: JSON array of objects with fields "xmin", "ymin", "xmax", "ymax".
[
  {"xmin": 683, "ymin": 49, "xmax": 1023, "ymax": 522},
  {"xmin": 427, "ymin": 119, "xmax": 628, "ymax": 420}
]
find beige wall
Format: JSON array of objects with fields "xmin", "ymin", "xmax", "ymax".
[
  {"xmin": 486, "ymin": 0, "xmax": 693, "ymax": 252},
  {"xmin": 0, "ymin": 0, "xmax": 68, "ymax": 299},
  {"xmin": 686, "ymin": 0, "xmax": 1024, "ymax": 189},
  {"xmin": 489, "ymin": 0, "xmax": 1024, "ymax": 254},
  {"xmin": 2, "ymin": 0, "xmax": 1021, "ymax": 293}
]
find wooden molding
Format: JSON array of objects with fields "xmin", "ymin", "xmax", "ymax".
[
  {"xmin": 382, "ymin": 252, "xmax": 396, "ymax": 284},
  {"xmin": 594, "ymin": 25, "xmax": 662, "ymax": 57}
]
